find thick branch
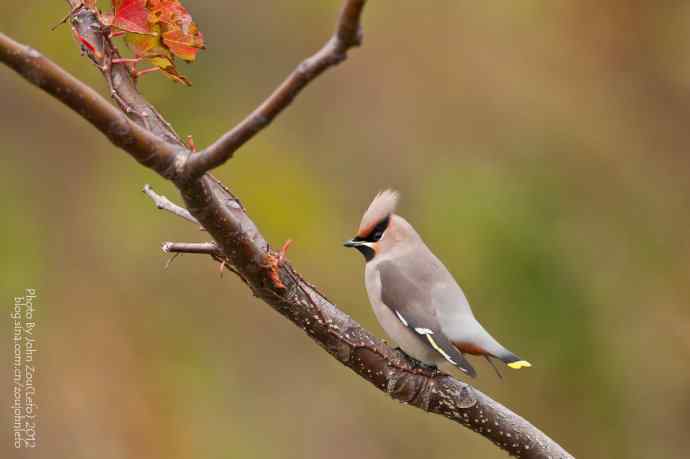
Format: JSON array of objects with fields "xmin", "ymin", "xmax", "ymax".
[
  {"xmin": 184, "ymin": 0, "xmax": 367, "ymax": 178},
  {"xmin": 0, "ymin": 32, "xmax": 179, "ymax": 176},
  {"xmin": 1, "ymin": 5, "xmax": 574, "ymax": 456}
]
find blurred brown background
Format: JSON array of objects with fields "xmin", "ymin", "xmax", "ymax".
[{"xmin": 2, "ymin": 1, "xmax": 690, "ymax": 458}]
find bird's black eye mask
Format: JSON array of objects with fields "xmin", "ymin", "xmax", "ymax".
[
  {"xmin": 355, "ymin": 215, "xmax": 391, "ymax": 243},
  {"xmin": 345, "ymin": 215, "xmax": 391, "ymax": 262}
]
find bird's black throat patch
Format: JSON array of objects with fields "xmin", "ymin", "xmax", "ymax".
[{"xmin": 354, "ymin": 245, "xmax": 375, "ymax": 262}]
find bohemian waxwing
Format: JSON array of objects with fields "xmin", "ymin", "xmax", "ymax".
[{"xmin": 344, "ymin": 190, "xmax": 531, "ymax": 378}]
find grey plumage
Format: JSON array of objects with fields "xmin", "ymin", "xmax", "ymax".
[
  {"xmin": 345, "ymin": 191, "xmax": 531, "ymax": 378},
  {"xmin": 375, "ymin": 257, "xmax": 477, "ymax": 376}
]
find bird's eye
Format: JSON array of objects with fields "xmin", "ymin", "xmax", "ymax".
[{"xmin": 367, "ymin": 215, "xmax": 390, "ymax": 242}]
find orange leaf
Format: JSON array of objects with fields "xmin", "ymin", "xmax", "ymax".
[
  {"xmin": 162, "ymin": 28, "xmax": 203, "ymax": 62},
  {"xmin": 125, "ymin": 33, "xmax": 160, "ymax": 57},
  {"xmin": 149, "ymin": 0, "xmax": 190, "ymax": 25},
  {"xmin": 150, "ymin": 56, "xmax": 192, "ymax": 86},
  {"xmin": 147, "ymin": 0, "xmax": 205, "ymax": 61},
  {"xmin": 124, "ymin": 23, "xmax": 169, "ymax": 58}
]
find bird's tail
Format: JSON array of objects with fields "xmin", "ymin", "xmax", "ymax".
[{"xmin": 496, "ymin": 350, "xmax": 532, "ymax": 370}]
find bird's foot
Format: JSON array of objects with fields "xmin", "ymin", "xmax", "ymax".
[
  {"xmin": 416, "ymin": 361, "xmax": 441, "ymax": 377},
  {"xmin": 393, "ymin": 347, "xmax": 440, "ymax": 376}
]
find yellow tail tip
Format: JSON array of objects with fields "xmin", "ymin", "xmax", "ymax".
[{"xmin": 507, "ymin": 360, "xmax": 532, "ymax": 369}]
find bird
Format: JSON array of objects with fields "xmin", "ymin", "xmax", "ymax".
[{"xmin": 344, "ymin": 190, "xmax": 531, "ymax": 378}]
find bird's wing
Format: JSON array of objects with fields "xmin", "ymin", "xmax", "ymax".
[{"xmin": 377, "ymin": 260, "xmax": 477, "ymax": 377}]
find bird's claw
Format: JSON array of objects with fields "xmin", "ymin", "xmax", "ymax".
[{"xmin": 393, "ymin": 347, "xmax": 439, "ymax": 376}]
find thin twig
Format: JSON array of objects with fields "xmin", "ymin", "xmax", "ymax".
[
  {"xmin": 164, "ymin": 252, "xmax": 181, "ymax": 269},
  {"xmin": 51, "ymin": 2, "xmax": 83, "ymax": 31},
  {"xmin": 143, "ymin": 184, "xmax": 200, "ymax": 225},
  {"xmin": 184, "ymin": 0, "xmax": 366, "ymax": 178},
  {"xmin": 162, "ymin": 241, "xmax": 220, "ymax": 255},
  {"xmin": 161, "ymin": 241, "xmax": 239, "ymax": 279}
]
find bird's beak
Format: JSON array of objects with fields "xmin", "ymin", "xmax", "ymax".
[
  {"xmin": 343, "ymin": 238, "xmax": 375, "ymax": 261},
  {"xmin": 344, "ymin": 239, "xmax": 373, "ymax": 248}
]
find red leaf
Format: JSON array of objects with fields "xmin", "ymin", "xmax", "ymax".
[
  {"xmin": 111, "ymin": 0, "xmax": 151, "ymax": 34},
  {"xmin": 108, "ymin": 0, "xmax": 205, "ymax": 85}
]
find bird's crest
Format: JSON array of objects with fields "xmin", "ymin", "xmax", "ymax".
[{"xmin": 358, "ymin": 189, "xmax": 399, "ymax": 237}]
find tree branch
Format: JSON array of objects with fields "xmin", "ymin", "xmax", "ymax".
[
  {"xmin": 66, "ymin": 0, "xmax": 184, "ymax": 145},
  {"xmin": 0, "ymin": 3, "xmax": 574, "ymax": 457},
  {"xmin": 183, "ymin": 0, "xmax": 367, "ymax": 178},
  {"xmin": 143, "ymin": 184, "xmax": 200, "ymax": 225},
  {"xmin": 0, "ymin": 32, "xmax": 180, "ymax": 177}
]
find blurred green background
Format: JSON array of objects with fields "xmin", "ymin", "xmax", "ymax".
[{"xmin": 2, "ymin": 1, "xmax": 690, "ymax": 458}]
